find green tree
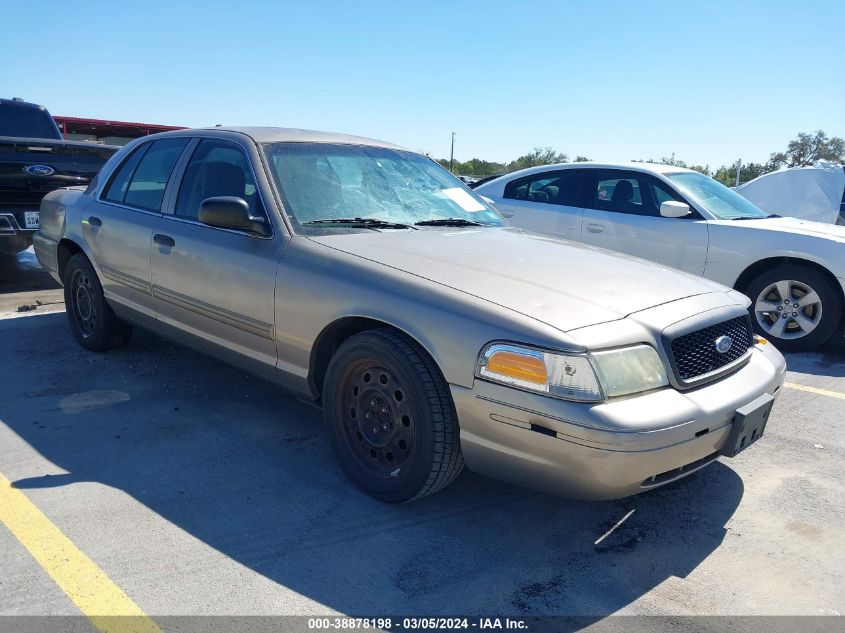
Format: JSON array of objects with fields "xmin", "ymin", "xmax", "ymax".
[
  {"xmin": 740, "ymin": 162, "xmax": 771, "ymax": 182},
  {"xmin": 769, "ymin": 130, "xmax": 845, "ymax": 168},
  {"xmin": 460, "ymin": 158, "xmax": 506, "ymax": 176},
  {"xmin": 506, "ymin": 147, "xmax": 568, "ymax": 172},
  {"xmin": 713, "ymin": 161, "xmax": 773, "ymax": 187},
  {"xmin": 713, "ymin": 165, "xmax": 735, "ymax": 186},
  {"xmin": 574, "ymin": 155, "xmax": 591, "ymax": 162},
  {"xmin": 635, "ymin": 155, "xmax": 688, "ymax": 168},
  {"xmin": 635, "ymin": 156, "xmax": 710, "ymax": 175}
]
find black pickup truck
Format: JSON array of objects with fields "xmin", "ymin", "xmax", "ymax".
[{"xmin": 0, "ymin": 98, "xmax": 118, "ymax": 255}]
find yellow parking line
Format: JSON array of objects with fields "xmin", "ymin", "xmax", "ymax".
[
  {"xmin": 784, "ymin": 382, "xmax": 845, "ymax": 401},
  {"xmin": 0, "ymin": 472, "xmax": 161, "ymax": 633}
]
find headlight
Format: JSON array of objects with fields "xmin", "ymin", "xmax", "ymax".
[
  {"xmin": 476, "ymin": 343, "xmax": 603, "ymax": 402},
  {"xmin": 591, "ymin": 345, "xmax": 668, "ymax": 398},
  {"xmin": 476, "ymin": 343, "xmax": 668, "ymax": 402}
]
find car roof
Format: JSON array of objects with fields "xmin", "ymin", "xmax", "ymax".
[
  {"xmin": 151, "ymin": 125, "xmax": 409, "ymax": 151},
  {"xmin": 499, "ymin": 161, "xmax": 698, "ymax": 180},
  {"xmin": 0, "ymin": 97, "xmax": 46, "ymax": 110}
]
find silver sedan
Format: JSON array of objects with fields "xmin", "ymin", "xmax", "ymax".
[{"xmin": 34, "ymin": 127, "xmax": 786, "ymax": 501}]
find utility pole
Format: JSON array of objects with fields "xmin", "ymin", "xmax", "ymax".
[
  {"xmin": 449, "ymin": 132, "xmax": 456, "ymax": 172},
  {"xmin": 735, "ymin": 159, "xmax": 742, "ymax": 187}
]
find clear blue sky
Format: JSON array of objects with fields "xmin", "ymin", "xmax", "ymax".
[{"xmin": 2, "ymin": 0, "xmax": 842, "ymax": 168}]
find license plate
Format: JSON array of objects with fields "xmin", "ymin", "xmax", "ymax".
[
  {"xmin": 24, "ymin": 211, "xmax": 39, "ymax": 229},
  {"xmin": 722, "ymin": 394, "xmax": 774, "ymax": 457}
]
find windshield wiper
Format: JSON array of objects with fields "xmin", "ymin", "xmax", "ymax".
[
  {"xmin": 729, "ymin": 214, "xmax": 781, "ymax": 220},
  {"xmin": 302, "ymin": 217, "xmax": 414, "ymax": 229},
  {"xmin": 414, "ymin": 218, "xmax": 484, "ymax": 227}
]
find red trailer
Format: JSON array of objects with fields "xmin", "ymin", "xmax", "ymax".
[{"xmin": 54, "ymin": 116, "xmax": 185, "ymax": 146}]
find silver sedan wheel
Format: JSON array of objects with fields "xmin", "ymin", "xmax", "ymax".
[{"xmin": 754, "ymin": 279, "xmax": 823, "ymax": 340}]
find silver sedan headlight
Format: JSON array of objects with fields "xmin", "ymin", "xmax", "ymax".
[
  {"xmin": 590, "ymin": 345, "xmax": 668, "ymax": 398},
  {"xmin": 476, "ymin": 343, "xmax": 668, "ymax": 402}
]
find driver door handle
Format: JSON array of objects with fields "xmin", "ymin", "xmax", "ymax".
[
  {"xmin": 154, "ymin": 233, "xmax": 175, "ymax": 248},
  {"xmin": 587, "ymin": 223, "xmax": 604, "ymax": 233}
]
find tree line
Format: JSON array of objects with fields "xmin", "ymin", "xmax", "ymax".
[{"xmin": 437, "ymin": 130, "xmax": 845, "ymax": 187}]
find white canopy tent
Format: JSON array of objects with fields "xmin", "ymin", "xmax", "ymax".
[{"xmin": 736, "ymin": 161, "xmax": 845, "ymax": 225}]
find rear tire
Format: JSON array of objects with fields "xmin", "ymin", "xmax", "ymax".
[
  {"xmin": 323, "ymin": 328, "xmax": 464, "ymax": 502},
  {"xmin": 745, "ymin": 264, "xmax": 841, "ymax": 352},
  {"xmin": 63, "ymin": 253, "xmax": 132, "ymax": 351}
]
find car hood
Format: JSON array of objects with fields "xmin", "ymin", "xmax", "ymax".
[
  {"xmin": 713, "ymin": 216, "xmax": 845, "ymax": 243},
  {"xmin": 308, "ymin": 228, "xmax": 730, "ymax": 332}
]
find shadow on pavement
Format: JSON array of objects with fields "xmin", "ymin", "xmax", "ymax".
[
  {"xmin": 3, "ymin": 312, "xmax": 745, "ymax": 617},
  {"xmin": 783, "ymin": 343, "xmax": 845, "ymax": 378},
  {"xmin": 0, "ymin": 248, "xmax": 60, "ymax": 294}
]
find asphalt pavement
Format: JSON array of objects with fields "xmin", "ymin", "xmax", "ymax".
[{"xmin": 0, "ymin": 249, "xmax": 843, "ymax": 627}]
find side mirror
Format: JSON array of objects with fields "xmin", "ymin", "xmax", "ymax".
[
  {"xmin": 660, "ymin": 201, "xmax": 692, "ymax": 218},
  {"xmin": 198, "ymin": 196, "xmax": 268, "ymax": 235}
]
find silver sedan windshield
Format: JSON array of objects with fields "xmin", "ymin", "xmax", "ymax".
[
  {"xmin": 263, "ymin": 143, "xmax": 505, "ymax": 229},
  {"xmin": 668, "ymin": 172, "xmax": 770, "ymax": 220}
]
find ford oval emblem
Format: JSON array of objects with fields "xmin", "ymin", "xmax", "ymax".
[
  {"xmin": 715, "ymin": 335, "xmax": 733, "ymax": 354},
  {"xmin": 25, "ymin": 164, "xmax": 55, "ymax": 176}
]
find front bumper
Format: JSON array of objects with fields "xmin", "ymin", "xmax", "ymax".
[{"xmin": 452, "ymin": 342, "xmax": 786, "ymax": 500}]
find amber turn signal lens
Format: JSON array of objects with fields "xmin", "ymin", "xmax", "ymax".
[
  {"xmin": 754, "ymin": 335, "xmax": 768, "ymax": 345},
  {"xmin": 486, "ymin": 351, "xmax": 548, "ymax": 385}
]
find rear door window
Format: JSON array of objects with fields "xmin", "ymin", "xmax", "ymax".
[
  {"xmin": 122, "ymin": 138, "xmax": 189, "ymax": 211},
  {"xmin": 503, "ymin": 170, "xmax": 586, "ymax": 206},
  {"xmin": 104, "ymin": 139, "xmax": 189, "ymax": 211},
  {"xmin": 103, "ymin": 144, "xmax": 149, "ymax": 204}
]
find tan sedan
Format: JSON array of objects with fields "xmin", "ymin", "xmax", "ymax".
[{"xmin": 35, "ymin": 127, "xmax": 786, "ymax": 502}]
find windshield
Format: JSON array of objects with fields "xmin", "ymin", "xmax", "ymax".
[
  {"xmin": 667, "ymin": 172, "xmax": 769, "ymax": 220},
  {"xmin": 263, "ymin": 143, "xmax": 506, "ymax": 230}
]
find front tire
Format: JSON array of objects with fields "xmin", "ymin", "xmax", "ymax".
[
  {"xmin": 63, "ymin": 253, "xmax": 133, "ymax": 351},
  {"xmin": 323, "ymin": 329, "xmax": 464, "ymax": 502},
  {"xmin": 746, "ymin": 264, "xmax": 842, "ymax": 352}
]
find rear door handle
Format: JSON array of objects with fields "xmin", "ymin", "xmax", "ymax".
[
  {"xmin": 500, "ymin": 211, "xmax": 514, "ymax": 218},
  {"xmin": 587, "ymin": 223, "xmax": 604, "ymax": 233},
  {"xmin": 153, "ymin": 233, "xmax": 175, "ymax": 248},
  {"xmin": 87, "ymin": 216, "xmax": 102, "ymax": 227}
]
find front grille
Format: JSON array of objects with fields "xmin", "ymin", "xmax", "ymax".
[{"xmin": 669, "ymin": 315, "xmax": 753, "ymax": 382}]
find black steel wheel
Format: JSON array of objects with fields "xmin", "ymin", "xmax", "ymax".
[
  {"xmin": 342, "ymin": 362, "xmax": 416, "ymax": 477},
  {"xmin": 323, "ymin": 328, "xmax": 464, "ymax": 502},
  {"xmin": 69, "ymin": 266, "xmax": 97, "ymax": 339},
  {"xmin": 63, "ymin": 253, "xmax": 132, "ymax": 351}
]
